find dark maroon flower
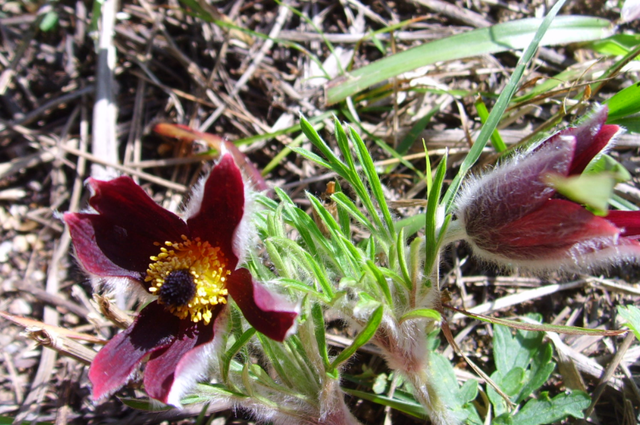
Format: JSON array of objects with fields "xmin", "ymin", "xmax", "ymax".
[
  {"xmin": 64, "ymin": 154, "xmax": 298, "ymax": 406},
  {"xmin": 453, "ymin": 106, "xmax": 640, "ymax": 272}
]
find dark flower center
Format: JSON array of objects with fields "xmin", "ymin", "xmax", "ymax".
[
  {"xmin": 157, "ymin": 269, "xmax": 196, "ymax": 307},
  {"xmin": 146, "ymin": 236, "xmax": 230, "ymax": 324}
]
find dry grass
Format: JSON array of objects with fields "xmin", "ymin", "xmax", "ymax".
[{"xmin": 1, "ymin": 0, "xmax": 640, "ymax": 423}]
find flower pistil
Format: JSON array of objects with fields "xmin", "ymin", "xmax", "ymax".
[{"xmin": 145, "ymin": 235, "xmax": 230, "ymax": 324}]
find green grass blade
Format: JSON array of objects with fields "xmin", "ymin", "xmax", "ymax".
[
  {"xmin": 442, "ymin": 0, "xmax": 570, "ymax": 213},
  {"xmin": 475, "ymin": 95, "xmax": 507, "ymax": 152},
  {"xmin": 326, "ymin": 16, "xmax": 612, "ymax": 105}
]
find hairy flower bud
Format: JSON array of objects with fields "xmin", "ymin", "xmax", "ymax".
[{"xmin": 451, "ymin": 106, "xmax": 640, "ymax": 273}]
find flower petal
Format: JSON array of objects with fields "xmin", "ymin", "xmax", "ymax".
[
  {"xmin": 606, "ymin": 210, "xmax": 640, "ymax": 238},
  {"xmin": 89, "ymin": 302, "xmax": 179, "ymax": 400},
  {"xmin": 64, "ymin": 212, "xmax": 145, "ymax": 279},
  {"xmin": 187, "ymin": 154, "xmax": 245, "ymax": 267},
  {"xmin": 227, "ymin": 268, "xmax": 298, "ymax": 342},
  {"xmin": 468, "ymin": 199, "xmax": 620, "ymax": 264},
  {"xmin": 562, "ymin": 106, "xmax": 620, "ymax": 175},
  {"xmin": 88, "ymin": 176, "xmax": 189, "ymax": 247},
  {"xmin": 460, "ymin": 135, "xmax": 575, "ymax": 234},
  {"xmin": 143, "ymin": 309, "xmax": 220, "ymax": 405}
]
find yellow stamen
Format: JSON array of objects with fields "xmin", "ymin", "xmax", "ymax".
[{"xmin": 145, "ymin": 235, "xmax": 230, "ymax": 325}]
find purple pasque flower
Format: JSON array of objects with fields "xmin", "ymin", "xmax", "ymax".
[
  {"xmin": 453, "ymin": 106, "xmax": 640, "ymax": 272},
  {"xmin": 64, "ymin": 154, "xmax": 298, "ymax": 406}
]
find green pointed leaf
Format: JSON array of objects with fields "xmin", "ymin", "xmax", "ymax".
[
  {"xmin": 399, "ymin": 308, "xmax": 442, "ymax": 323},
  {"xmin": 545, "ymin": 173, "xmax": 616, "ymax": 213},
  {"xmin": 312, "ymin": 302, "xmax": 331, "ymax": 372},
  {"xmin": 606, "ymin": 80, "xmax": 640, "ymax": 121},
  {"xmin": 342, "ymin": 388, "xmax": 427, "ymax": 418},
  {"xmin": 331, "ymin": 305, "xmax": 383, "ymax": 369},
  {"xmin": 584, "ymin": 154, "xmax": 632, "ymax": 182},
  {"xmin": 349, "ymin": 126, "xmax": 396, "ymax": 239},
  {"xmin": 618, "ymin": 305, "xmax": 640, "ymax": 341},
  {"xmin": 222, "ymin": 328, "xmax": 256, "ymax": 381},
  {"xmin": 331, "ymin": 192, "xmax": 377, "ymax": 235}
]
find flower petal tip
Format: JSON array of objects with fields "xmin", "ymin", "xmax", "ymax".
[{"xmin": 227, "ymin": 268, "xmax": 298, "ymax": 342}]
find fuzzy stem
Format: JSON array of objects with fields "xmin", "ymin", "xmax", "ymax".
[
  {"xmin": 318, "ymin": 379, "xmax": 362, "ymax": 425},
  {"xmin": 374, "ymin": 318, "xmax": 459, "ymax": 425},
  {"xmin": 404, "ymin": 369, "xmax": 457, "ymax": 425}
]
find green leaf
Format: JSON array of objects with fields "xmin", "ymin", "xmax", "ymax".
[
  {"xmin": 429, "ymin": 352, "xmax": 476, "ymax": 422},
  {"xmin": 544, "ymin": 173, "xmax": 616, "ymax": 214},
  {"xmin": 290, "ymin": 147, "xmax": 332, "ymax": 169},
  {"xmin": 342, "ymin": 388, "xmax": 427, "ymax": 419},
  {"xmin": 487, "ymin": 371, "xmax": 510, "ymax": 416},
  {"xmin": 459, "ymin": 379, "xmax": 479, "ymax": 405},
  {"xmin": 333, "ymin": 181, "xmax": 352, "ymax": 237},
  {"xmin": 119, "ymin": 398, "xmax": 173, "ymax": 411},
  {"xmin": 222, "ymin": 328, "xmax": 256, "ymax": 381},
  {"xmin": 331, "ymin": 192, "xmax": 377, "ymax": 235},
  {"xmin": 394, "ymin": 213, "xmax": 426, "ymax": 237},
  {"xmin": 399, "ymin": 308, "xmax": 442, "ymax": 323},
  {"xmin": 618, "ymin": 305, "xmax": 640, "ymax": 341},
  {"xmin": 120, "ymin": 392, "xmax": 209, "ymax": 410},
  {"xmin": 365, "ymin": 260, "xmax": 393, "ymax": 305},
  {"xmin": 424, "ymin": 153, "xmax": 447, "ymax": 276},
  {"xmin": 500, "ymin": 367, "xmax": 526, "ymax": 397},
  {"xmin": 256, "ymin": 334, "xmax": 295, "ymax": 388},
  {"xmin": 605, "ymin": 114, "xmax": 640, "ymax": 133},
  {"xmin": 606, "ymin": 81, "xmax": 640, "ymax": 122},
  {"xmin": 331, "ymin": 305, "xmax": 383, "ymax": 369},
  {"xmin": 326, "ymin": 16, "xmax": 612, "ymax": 104},
  {"xmin": 584, "ymin": 154, "xmax": 632, "ymax": 182},
  {"xmin": 588, "ymin": 33, "xmax": 640, "ymax": 56},
  {"xmin": 349, "ymin": 126, "xmax": 396, "ymax": 239},
  {"xmin": 494, "ymin": 324, "xmax": 543, "ymax": 375},
  {"xmin": 512, "ymin": 391, "xmax": 590, "ymax": 425},
  {"xmin": 308, "ymin": 194, "xmax": 360, "ymax": 274},
  {"xmin": 275, "ymin": 278, "xmax": 328, "ymax": 301},
  {"xmin": 39, "ymin": 10, "xmax": 59, "ymax": 32},
  {"xmin": 517, "ymin": 351, "xmax": 555, "ymax": 402},
  {"xmin": 197, "ymin": 383, "xmax": 248, "ymax": 398},
  {"xmin": 312, "ymin": 302, "xmax": 331, "ymax": 372},
  {"xmin": 372, "ymin": 373, "xmax": 388, "ymax": 394}
]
